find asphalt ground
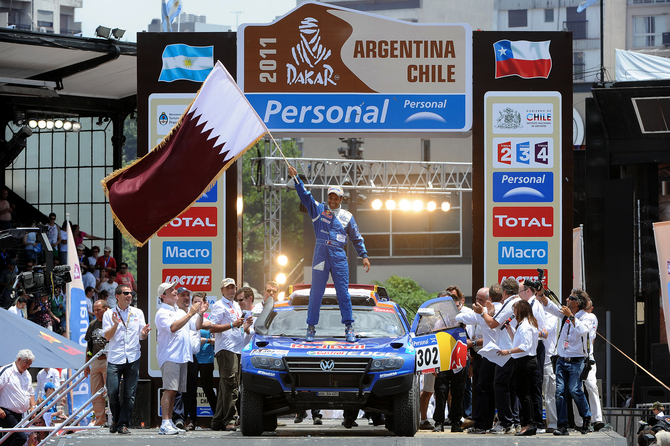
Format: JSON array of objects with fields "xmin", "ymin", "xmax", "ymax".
[{"xmin": 37, "ymin": 419, "xmax": 627, "ymax": 446}]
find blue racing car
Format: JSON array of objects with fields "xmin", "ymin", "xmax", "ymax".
[{"xmin": 239, "ymin": 284, "xmax": 467, "ymax": 437}]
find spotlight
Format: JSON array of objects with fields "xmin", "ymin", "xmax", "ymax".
[
  {"xmin": 399, "ymin": 199, "xmax": 410, "ymax": 211},
  {"xmin": 385, "ymin": 199, "xmax": 396, "ymax": 210},
  {"xmin": 54, "ymin": 120, "xmax": 63, "ymax": 129},
  {"xmin": 277, "ymin": 291, "xmax": 286, "ymax": 301},
  {"xmin": 427, "ymin": 201, "xmax": 437, "ymax": 212},
  {"xmin": 111, "ymin": 28, "xmax": 126, "ymax": 39},
  {"xmin": 71, "ymin": 122, "xmax": 81, "ymax": 132},
  {"xmin": 95, "ymin": 25, "xmax": 111, "ymax": 38},
  {"xmin": 28, "ymin": 120, "xmax": 38, "ymax": 129},
  {"xmin": 371, "ymin": 198, "xmax": 382, "ymax": 210},
  {"xmin": 63, "ymin": 121, "xmax": 72, "ymax": 131},
  {"xmin": 442, "ymin": 201, "xmax": 451, "ymax": 212},
  {"xmin": 37, "ymin": 120, "xmax": 46, "ymax": 129},
  {"xmin": 46, "ymin": 120, "xmax": 54, "ymax": 130},
  {"xmin": 277, "ymin": 255, "xmax": 288, "ymax": 266},
  {"xmin": 412, "ymin": 199, "xmax": 423, "ymax": 212},
  {"xmin": 276, "ymin": 273, "xmax": 287, "ymax": 285}
]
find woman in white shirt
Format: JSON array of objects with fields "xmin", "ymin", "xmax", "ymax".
[{"xmin": 498, "ymin": 299, "xmax": 539, "ymax": 436}]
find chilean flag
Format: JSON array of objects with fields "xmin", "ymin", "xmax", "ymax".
[{"xmin": 494, "ymin": 40, "xmax": 552, "ymax": 79}]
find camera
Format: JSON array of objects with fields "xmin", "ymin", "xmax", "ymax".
[
  {"xmin": 524, "ymin": 268, "xmax": 545, "ymax": 291},
  {"xmin": 16, "ymin": 264, "xmax": 72, "ymax": 298}
]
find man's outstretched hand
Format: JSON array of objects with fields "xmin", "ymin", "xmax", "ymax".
[
  {"xmin": 288, "ymin": 165, "xmax": 297, "ymax": 177},
  {"xmin": 363, "ymin": 257, "xmax": 371, "ymax": 273}
]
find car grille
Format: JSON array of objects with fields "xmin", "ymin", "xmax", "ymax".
[{"xmin": 284, "ymin": 357, "xmax": 371, "ymax": 389}]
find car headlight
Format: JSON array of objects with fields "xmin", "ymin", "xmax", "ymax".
[
  {"xmin": 250, "ymin": 356, "xmax": 285, "ymax": 370},
  {"xmin": 370, "ymin": 357, "xmax": 405, "ymax": 371}
]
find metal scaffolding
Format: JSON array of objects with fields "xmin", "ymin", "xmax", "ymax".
[{"xmin": 253, "ymin": 140, "xmax": 473, "ymax": 285}]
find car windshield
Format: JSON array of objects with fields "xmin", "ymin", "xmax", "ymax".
[
  {"xmin": 414, "ymin": 299, "xmax": 460, "ymax": 336},
  {"xmin": 265, "ymin": 307, "xmax": 406, "ymax": 338}
]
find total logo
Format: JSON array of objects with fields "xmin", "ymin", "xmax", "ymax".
[
  {"xmin": 492, "ymin": 172, "xmax": 553, "ymax": 202},
  {"xmin": 498, "ymin": 269, "xmax": 548, "ymax": 287},
  {"xmin": 162, "ymin": 269, "xmax": 212, "ymax": 291},
  {"xmin": 158, "ymin": 207, "xmax": 217, "ymax": 237},
  {"xmin": 492, "ymin": 207, "xmax": 553, "ymax": 237},
  {"xmin": 498, "ymin": 241, "xmax": 548, "ymax": 265}
]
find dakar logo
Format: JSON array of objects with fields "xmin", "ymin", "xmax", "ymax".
[
  {"xmin": 495, "ymin": 107, "xmax": 522, "ymax": 130},
  {"xmin": 286, "ymin": 17, "xmax": 337, "ymax": 87}
]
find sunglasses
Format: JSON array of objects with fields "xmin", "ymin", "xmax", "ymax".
[
  {"xmin": 122, "ymin": 291, "xmax": 133, "ymax": 295},
  {"xmin": 567, "ymin": 296, "xmax": 578, "ymax": 301},
  {"xmin": 266, "ymin": 289, "xmax": 277, "ymax": 294}
]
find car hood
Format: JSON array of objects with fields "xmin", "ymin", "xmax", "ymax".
[{"xmin": 246, "ymin": 335, "xmax": 413, "ymax": 355}]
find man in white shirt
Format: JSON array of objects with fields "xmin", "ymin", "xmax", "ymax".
[
  {"xmin": 98, "ymin": 270, "xmax": 119, "ymax": 309},
  {"xmin": 34, "ymin": 367, "xmax": 61, "ymax": 401},
  {"xmin": 8, "ymin": 296, "xmax": 27, "ymax": 318},
  {"xmin": 522, "ymin": 280, "xmax": 549, "ymax": 431},
  {"xmin": 574, "ymin": 296, "xmax": 604, "ymax": 431},
  {"xmin": 103, "ymin": 285, "xmax": 150, "ymax": 435},
  {"xmin": 0, "ymin": 349, "xmax": 36, "ymax": 446},
  {"xmin": 539, "ymin": 289, "xmax": 592, "ymax": 436},
  {"xmin": 474, "ymin": 278, "xmax": 521, "ymax": 434},
  {"xmin": 155, "ymin": 282, "xmax": 201, "ymax": 435},
  {"xmin": 196, "ymin": 278, "xmax": 245, "ymax": 432}
]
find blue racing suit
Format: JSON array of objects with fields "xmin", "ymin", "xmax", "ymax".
[{"xmin": 294, "ymin": 176, "xmax": 368, "ymax": 326}]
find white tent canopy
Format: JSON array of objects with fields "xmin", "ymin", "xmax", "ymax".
[{"xmin": 616, "ymin": 48, "xmax": 670, "ymax": 82}]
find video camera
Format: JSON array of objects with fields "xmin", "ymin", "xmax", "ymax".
[
  {"xmin": 2, "ymin": 225, "xmax": 73, "ymax": 298},
  {"xmin": 524, "ymin": 268, "xmax": 545, "ymax": 292}
]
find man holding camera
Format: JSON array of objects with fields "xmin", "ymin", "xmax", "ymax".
[
  {"xmin": 574, "ymin": 296, "xmax": 604, "ymax": 431},
  {"xmin": 540, "ymin": 289, "xmax": 592, "ymax": 435}
]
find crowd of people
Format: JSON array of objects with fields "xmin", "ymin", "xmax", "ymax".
[{"xmin": 423, "ymin": 279, "xmax": 605, "ymax": 436}]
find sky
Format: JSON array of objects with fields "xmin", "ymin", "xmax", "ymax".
[{"xmin": 76, "ymin": 0, "xmax": 298, "ymax": 42}]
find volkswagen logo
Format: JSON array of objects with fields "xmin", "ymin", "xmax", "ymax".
[{"xmin": 320, "ymin": 359, "xmax": 335, "ymax": 371}]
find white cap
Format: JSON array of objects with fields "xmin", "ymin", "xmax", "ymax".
[{"xmin": 327, "ymin": 186, "xmax": 344, "ymax": 197}]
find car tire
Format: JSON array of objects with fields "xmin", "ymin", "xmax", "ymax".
[
  {"xmin": 385, "ymin": 415, "xmax": 394, "ymax": 433},
  {"xmin": 392, "ymin": 375, "xmax": 419, "ymax": 437},
  {"xmin": 240, "ymin": 385, "xmax": 265, "ymax": 436},
  {"xmin": 262, "ymin": 414, "xmax": 278, "ymax": 432}
]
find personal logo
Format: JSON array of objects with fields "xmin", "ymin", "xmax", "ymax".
[
  {"xmin": 286, "ymin": 17, "xmax": 336, "ymax": 87},
  {"xmin": 320, "ymin": 359, "xmax": 335, "ymax": 371},
  {"xmin": 495, "ymin": 107, "xmax": 522, "ymax": 130},
  {"xmin": 492, "ymin": 172, "xmax": 553, "ymax": 203},
  {"xmin": 159, "ymin": 112, "xmax": 169, "ymax": 126}
]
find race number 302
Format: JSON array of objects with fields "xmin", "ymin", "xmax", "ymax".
[{"xmin": 415, "ymin": 344, "xmax": 440, "ymax": 373}]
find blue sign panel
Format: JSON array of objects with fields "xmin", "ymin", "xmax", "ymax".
[
  {"xmin": 246, "ymin": 93, "xmax": 467, "ymax": 132},
  {"xmin": 163, "ymin": 241, "xmax": 212, "ymax": 264},
  {"xmin": 492, "ymin": 172, "xmax": 553, "ymax": 202},
  {"xmin": 498, "ymin": 241, "xmax": 549, "ymax": 265},
  {"xmin": 197, "ymin": 181, "xmax": 217, "ymax": 203}
]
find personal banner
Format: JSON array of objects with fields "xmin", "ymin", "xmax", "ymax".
[{"xmin": 653, "ymin": 221, "xmax": 670, "ymax": 355}]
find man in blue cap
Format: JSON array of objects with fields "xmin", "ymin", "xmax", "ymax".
[{"xmin": 288, "ymin": 165, "xmax": 371, "ymax": 342}]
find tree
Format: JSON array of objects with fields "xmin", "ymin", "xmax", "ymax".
[
  {"xmin": 374, "ymin": 275, "xmax": 438, "ymax": 321},
  {"xmin": 120, "ymin": 116, "xmax": 138, "ymax": 276}
]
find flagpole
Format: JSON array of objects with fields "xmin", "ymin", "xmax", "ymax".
[
  {"xmin": 268, "ymin": 134, "xmax": 292, "ymax": 169},
  {"xmin": 65, "ymin": 213, "xmax": 71, "ymax": 342}
]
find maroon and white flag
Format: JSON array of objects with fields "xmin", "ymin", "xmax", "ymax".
[{"xmin": 102, "ymin": 61, "xmax": 268, "ymax": 246}]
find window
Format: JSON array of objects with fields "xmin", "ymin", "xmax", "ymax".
[
  {"xmin": 37, "ymin": 10, "xmax": 53, "ymax": 28},
  {"xmin": 5, "ymin": 117, "xmax": 116, "ymax": 251},
  {"xmin": 545, "ymin": 9, "xmax": 554, "ymax": 22},
  {"xmin": 508, "ymin": 9, "xmax": 528, "ymax": 28},
  {"xmin": 634, "ymin": 15, "xmax": 668, "ymax": 47},
  {"xmin": 356, "ymin": 194, "xmax": 462, "ymax": 258},
  {"xmin": 573, "ymin": 52, "xmax": 585, "ymax": 81}
]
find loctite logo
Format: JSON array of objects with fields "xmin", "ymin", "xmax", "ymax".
[
  {"xmin": 162, "ymin": 269, "xmax": 212, "ymax": 291},
  {"xmin": 158, "ymin": 207, "xmax": 217, "ymax": 237},
  {"xmin": 498, "ymin": 269, "xmax": 548, "ymax": 287},
  {"xmin": 492, "ymin": 207, "xmax": 553, "ymax": 237}
]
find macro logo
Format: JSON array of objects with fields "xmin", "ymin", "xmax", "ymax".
[
  {"xmin": 157, "ymin": 207, "xmax": 217, "ymax": 237},
  {"xmin": 492, "ymin": 207, "xmax": 553, "ymax": 237},
  {"xmin": 162, "ymin": 241, "xmax": 212, "ymax": 264},
  {"xmin": 498, "ymin": 241, "xmax": 548, "ymax": 265},
  {"xmin": 492, "ymin": 172, "xmax": 553, "ymax": 202},
  {"xmin": 498, "ymin": 269, "xmax": 548, "ymax": 287},
  {"xmin": 162, "ymin": 269, "xmax": 212, "ymax": 291}
]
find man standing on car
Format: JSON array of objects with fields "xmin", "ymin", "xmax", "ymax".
[{"xmin": 288, "ymin": 165, "xmax": 371, "ymax": 342}]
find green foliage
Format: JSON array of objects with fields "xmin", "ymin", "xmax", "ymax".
[
  {"xmin": 242, "ymin": 140, "xmax": 303, "ymax": 288},
  {"xmin": 120, "ymin": 116, "xmax": 138, "ymax": 276},
  {"xmin": 374, "ymin": 275, "xmax": 438, "ymax": 321}
]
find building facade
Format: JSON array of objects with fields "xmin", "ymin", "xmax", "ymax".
[{"xmin": 0, "ymin": 0, "xmax": 82, "ymax": 35}]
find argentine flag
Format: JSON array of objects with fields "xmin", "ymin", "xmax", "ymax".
[{"xmin": 159, "ymin": 44, "xmax": 214, "ymax": 82}]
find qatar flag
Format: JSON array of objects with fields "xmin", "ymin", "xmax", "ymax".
[
  {"xmin": 494, "ymin": 40, "xmax": 552, "ymax": 79},
  {"xmin": 101, "ymin": 61, "xmax": 268, "ymax": 246}
]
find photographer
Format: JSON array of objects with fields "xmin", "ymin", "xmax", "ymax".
[
  {"xmin": 540, "ymin": 289, "xmax": 592, "ymax": 435},
  {"xmin": 574, "ymin": 296, "xmax": 604, "ymax": 431}
]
